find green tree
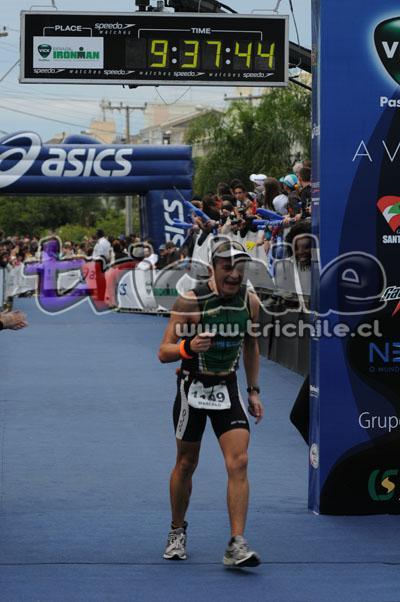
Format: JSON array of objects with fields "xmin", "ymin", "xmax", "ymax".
[
  {"xmin": 50, "ymin": 224, "xmax": 93, "ymax": 243},
  {"xmin": 0, "ymin": 195, "xmax": 104, "ymax": 237},
  {"xmin": 95, "ymin": 210, "xmax": 126, "ymax": 240},
  {"xmin": 185, "ymin": 84, "xmax": 311, "ymax": 195}
]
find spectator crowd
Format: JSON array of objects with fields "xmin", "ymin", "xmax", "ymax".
[{"xmin": 0, "ymin": 159, "xmax": 312, "ymax": 306}]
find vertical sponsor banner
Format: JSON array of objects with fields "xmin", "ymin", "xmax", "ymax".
[
  {"xmin": 310, "ymin": 0, "xmax": 400, "ymax": 514},
  {"xmin": 308, "ymin": 0, "xmax": 321, "ymax": 511},
  {"xmin": 144, "ymin": 189, "xmax": 192, "ymax": 250},
  {"xmin": 0, "ymin": 268, "xmax": 5, "ymax": 309}
]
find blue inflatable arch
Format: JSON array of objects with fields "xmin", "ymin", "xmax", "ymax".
[{"xmin": 0, "ymin": 132, "xmax": 193, "ymax": 249}]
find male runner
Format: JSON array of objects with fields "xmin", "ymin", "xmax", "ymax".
[{"xmin": 158, "ymin": 238, "xmax": 264, "ymax": 567}]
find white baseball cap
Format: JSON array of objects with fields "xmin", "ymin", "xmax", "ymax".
[
  {"xmin": 209, "ymin": 237, "xmax": 251, "ymax": 263},
  {"xmin": 249, "ymin": 173, "xmax": 267, "ymax": 185}
]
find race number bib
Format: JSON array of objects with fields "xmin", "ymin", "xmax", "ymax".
[{"xmin": 187, "ymin": 380, "xmax": 231, "ymax": 410}]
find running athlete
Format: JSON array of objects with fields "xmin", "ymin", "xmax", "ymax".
[{"xmin": 158, "ymin": 238, "xmax": 264, "ymax": 567}]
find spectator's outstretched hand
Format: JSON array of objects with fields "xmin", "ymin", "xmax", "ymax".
[{"xmin": 0, "ymin": 310, "xmax": 28, "ymax": 330}]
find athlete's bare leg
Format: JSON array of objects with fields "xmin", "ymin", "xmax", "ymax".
[
  {"xmin": 170, "ymin": 439, "xmax": 201, "ymax": 527},
  {"xmin": 219, "ymin": 429, "xmax": 250, "ymax": 537}
]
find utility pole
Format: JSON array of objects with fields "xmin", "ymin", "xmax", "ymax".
[
  {"xmin": 103, "ymin": 100, "xmax": 147, "ymax": 236},
  {"xmin": 223, "ymin": 92, "xmax": 264, "ymax": 106},
  {"xmin": 105, "ymin": 101, "xmax": 147, "ymax": 144}
]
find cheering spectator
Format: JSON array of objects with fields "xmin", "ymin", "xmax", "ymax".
[
  {"xmin": 156, "ymin": 244, "xmax": 168, "ymax": 270},
  {"xmin": 298, "ymin": 167, "xmax": 312, "ymax": 218},
  {"xmin": 264, "ymin": 177, "xmax": 287, "ymax": 214},
  {"xmin": 231, "ymin": 183, "xmax": 251, "ymax": 209}
]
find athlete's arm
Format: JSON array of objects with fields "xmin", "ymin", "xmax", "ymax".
[
  {"xmin": 243, "ymin": 291, "xmax": 264, "ymax": 423},
  {"xmin": 158, "ymin": 292, "xmax": 213, "ymax": 363}
]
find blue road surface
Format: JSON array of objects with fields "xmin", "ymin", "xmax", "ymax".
[{"xmin": 0, "ymin": 298, "xmax": 400, "ymax": 601}]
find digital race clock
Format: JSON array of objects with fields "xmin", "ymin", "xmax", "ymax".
[{"xmin": 21, "ymin": 12, "xmax": 288, "ymax": 86}]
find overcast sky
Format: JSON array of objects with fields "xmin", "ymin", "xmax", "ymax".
[{"xmin": 0, "ymin": 0, "xmax": 311, "ymax": 140}]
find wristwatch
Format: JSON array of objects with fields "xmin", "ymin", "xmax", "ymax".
[{"xmin": 247, "ymin": 385, "xmax": 260, "ymax": 394}]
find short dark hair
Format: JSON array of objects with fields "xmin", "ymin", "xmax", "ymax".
[
  {"xmin": 233, "ymin": 183, "xmax": 246, "ymax": 193},
  {"xmin": 221, "ymin": 193, "xmax": 234, "ymax": 201},
  {"xmin": 222, "ymin": 200, "xmax": 234, "ymax": 211},
  {"xmin": 285, "ymin": 220, "xmax": 311, "ymax": 244},
  {"xmin": 230, "ymin": 178, "xmax": 242, "ymax": 190},
  {"xmin": 299, "ymin": 167, "xmax": 311, "ymax": 182},
  {"xmin": 217, "ymin": 182, "xmax": 231, "ymax": 197}
]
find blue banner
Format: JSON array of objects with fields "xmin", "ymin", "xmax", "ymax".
[
  {"xmin": 145, "ymin": 189, "xmax": 193, "ymax": 249},
  {"xmin": 0, "ymin": 132, "xmax": 192, "ymax": 194},
  {"xmin": 310, "ymin": 1, "xmax": 400, "ymax": 514}
]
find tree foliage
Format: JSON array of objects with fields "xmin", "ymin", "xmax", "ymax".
[
  {"xmin": 50, "ymin": 210, "xmax": 126, "ymax": 243},
  {"xmin": 0, "ymin": 195, "xmax": 103, "ymax": 237},
  {"xmin": 0, "ymin": 195, "xmax": 137, "ymax": 240},
  {"xmin": 184, "ymin": 84, "xmax": 311, "ymax": 195}
]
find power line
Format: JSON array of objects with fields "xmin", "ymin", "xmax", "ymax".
[{"xmin": 0, "ymin": 103, "xmax": 124, "ymax": 136}]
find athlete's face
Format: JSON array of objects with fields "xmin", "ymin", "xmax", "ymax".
[{"xmin": 213, "ymin": 258, "xmax": 246, "ymax": 297}]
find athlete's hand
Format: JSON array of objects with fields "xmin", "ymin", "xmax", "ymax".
[
  {"xmin": 189, "ymin": 332, "xmax": 215, "ymax": 353},
  {"xmin": 248, "ymin": 392, "xmax": 264, "ymax": 424},
  {"xmin": 0, "ymin": 310, "xmax": 28, "ymax": 330}
]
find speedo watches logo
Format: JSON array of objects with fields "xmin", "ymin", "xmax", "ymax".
[
  {"xmin": 375, "ymin": 18, "xmax": 400, "ymax": 84},
  {"xmin": 368, "ymin": 469, "xmax": 399, "ymax": 501},
  {"xmin": 0, "ymin": 132, "xmax": 41, "ymax": 189},
  {"xmin": 38, "ymin": 44, "xmax": 52, "ymax": 58}
]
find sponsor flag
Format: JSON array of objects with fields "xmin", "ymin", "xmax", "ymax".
[{"xmin": 377, "ymin": 196, "xmax": 400, "ymax": 232}]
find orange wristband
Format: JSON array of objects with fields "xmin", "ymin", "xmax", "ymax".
[{"xmin": 179, "ymin": 339, "xmax": 194, "ymax": 360}]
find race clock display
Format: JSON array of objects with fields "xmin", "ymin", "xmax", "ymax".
[
  {"xmin": 21, "ymin": 12, "xmax": 288, "ymax": 86},
  {"xmin": 126, "ymin": 34, "xmax": 277, "ymax": 74}
]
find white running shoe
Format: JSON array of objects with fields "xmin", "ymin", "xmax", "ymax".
[
  {"xmin": 163, "ymin": 524, "xmax": 187, "ymax": 560},
  {"xmin": 223, "ymin": 535, "xmax": 261, "ymax": 568}
]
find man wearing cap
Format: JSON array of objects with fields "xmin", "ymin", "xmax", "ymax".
[
  {"xmin": 158, "ymin": 237, "xmax": 264, "ymax": 567},
  {"xmin": 250, "ymin": 174, "xmax": 267, "ymax": 209},
  {"xmin": 282, "ymin": 174, "xmax": 298, "ymax": 195}
]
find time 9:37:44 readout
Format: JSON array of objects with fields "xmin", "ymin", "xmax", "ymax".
[{"xmin": 148, "ymin": 39, "xmax": 276, "ymax": 71}]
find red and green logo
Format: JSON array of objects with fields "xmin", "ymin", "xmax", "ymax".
[{"xmin": 377, "ymin": 196, "xmax": 400, "ymax": 233}]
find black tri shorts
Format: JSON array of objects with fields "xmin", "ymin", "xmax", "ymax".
[{"xmin": 173, "ymin": 371, "xmax": 250, "ymax": 442}]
